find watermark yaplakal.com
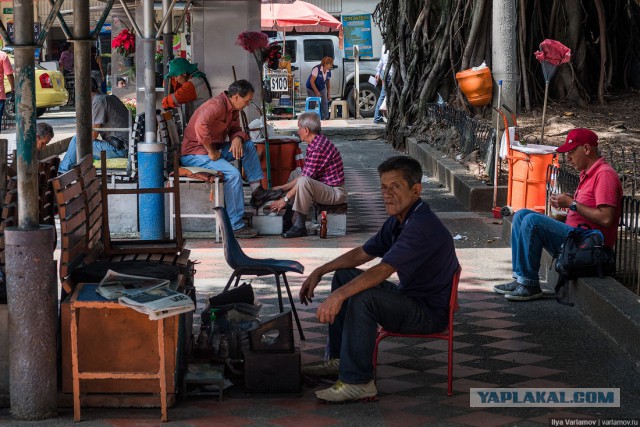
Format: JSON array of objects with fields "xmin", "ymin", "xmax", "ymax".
[{"xmin": 470, "ymin": 388, "xmax": 620, "ymax": 407}]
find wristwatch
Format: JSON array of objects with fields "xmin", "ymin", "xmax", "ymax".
[
  {"xmin": 283, "ymin": 195, "xmax": 290, "ymax": 203},
  {"xmin": 569, "ymin": 200, "xmax": 578, "ymax": 211}
]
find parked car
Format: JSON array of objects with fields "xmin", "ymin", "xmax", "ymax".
[
  {"xmin": 271, "ymin": 35, "xmax": 380, "ymax": 118},
  {"xmin": 2, "ymin": 52, "xmax": 69, "ymax": 120}
]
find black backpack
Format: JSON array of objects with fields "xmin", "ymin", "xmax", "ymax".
[{"xmin": 554, "ymin": 225, "xmax": 615, "ymax": 306}]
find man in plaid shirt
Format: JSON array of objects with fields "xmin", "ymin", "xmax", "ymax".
[{"xmin": 268, "ymin": 112, "xmax": 347, "ymax": 238}]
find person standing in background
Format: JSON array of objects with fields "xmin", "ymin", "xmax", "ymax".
[
  {"xmin": 373, "ymin": 46, "xmax": 389, "ymax": 125},
  {"xmin": 162, "ymin": 58, "xmax": 212, "ymax": 125},
  {"xmin": 59, "ymin": 43, "xmax": 74, "ymax": 76},
  {"xmin": 0, "ymin": 49, "xmax": 14, "ymax": 130},
  {"xmin": 306, "ymin": 56, "xmax": 333, "ymax": 120}
]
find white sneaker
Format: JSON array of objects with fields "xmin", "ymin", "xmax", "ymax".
[{"xmin": 315, "ymin": 380, "xmax": 378, "ymax": 403}]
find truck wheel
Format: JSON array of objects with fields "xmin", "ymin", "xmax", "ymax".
[{"xmin": 347, "ymin": 82, "xmax": 380, "ymax": 118}]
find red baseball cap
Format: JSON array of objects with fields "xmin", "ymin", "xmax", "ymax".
[{"xmin": 556, "ymin": 128, "xmax": 598, "ymax": 153}]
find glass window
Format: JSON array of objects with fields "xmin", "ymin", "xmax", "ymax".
[
  {"xmin": 303, "ymin": 40, "xmax": 334, "ymax": 62},
  {"xmin": 284, "ymin": 41, "xmax": 296, "ymax": 62}
]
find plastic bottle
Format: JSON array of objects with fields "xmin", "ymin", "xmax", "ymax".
[
  {"xmin": 209, "ymin": 309, "xmax": 220, "ymax": 354},
  {"xmin": 320, "ymin": 211, "xmax": 328, "ymax": 239}
]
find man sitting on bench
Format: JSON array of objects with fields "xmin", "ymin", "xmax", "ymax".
[
  {"xmin": 268, "ymin": 112, "xmax": 347, "ymax": 238},
  {"xmin": 59, "ymin": 77, "xmax": 129, "ymax": 174},
  {"xmin": 180, "ymin": 79, "xmax": 282, "ymax": 239}
]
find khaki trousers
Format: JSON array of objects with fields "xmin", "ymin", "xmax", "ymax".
[{"xmin": 292, "ymin": 175, "xmax": 347, "ymax": 216}]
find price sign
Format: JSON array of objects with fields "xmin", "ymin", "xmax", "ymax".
[{"xmin": 270, "ymin": 76, "xmax": 288, "ymax": 92}]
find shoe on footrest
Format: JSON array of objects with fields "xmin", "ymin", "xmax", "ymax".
[
  {"xmin": 315, "ymin": 380, "xmax": 377, "ymax": 403},
  {"xmin": 250, "ymin": 186, "xmax": 283, "ymax": 208}
]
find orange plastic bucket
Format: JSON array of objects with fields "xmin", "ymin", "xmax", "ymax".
[
  {"xmin": 455, "ymin": 67, "xmax": 493, "ymax": 106},
  {"xmin": 508, "ymin": 150, "xmax": 555, "ymax": 212}
]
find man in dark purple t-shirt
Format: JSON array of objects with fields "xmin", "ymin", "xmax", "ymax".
[{"xmin": 299, "ymin": 156, "xmax": 459, "ymax": 404}]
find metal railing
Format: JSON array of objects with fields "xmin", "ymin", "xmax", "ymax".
[
  {"xmin": 546, "ymin": 148, "xmax": 640, "ymax": 296},
  {"xmin": 425, "ymin": 103, "xmax": 497, "ymax": 162}
]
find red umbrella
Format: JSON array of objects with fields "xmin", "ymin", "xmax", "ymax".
[
  {"xmin": 534, "ymin": 39, "xmax": 571, "ymax": 143},
  {"xmin": 261, "ymin": 0, "xmax": 342, "ymax": 31}
]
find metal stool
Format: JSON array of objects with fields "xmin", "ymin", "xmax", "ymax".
[
  {"xmin": 330, "ymin": 100, "xmax": 349, "ymax": 119},
  {"xmin": 305, "ymin": 97, "xmax": 322, "ymax": 117}
]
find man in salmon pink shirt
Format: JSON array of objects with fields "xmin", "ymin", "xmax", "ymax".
[{"xmin": 494, "ymin": 128, "xmax": 622, "ymax": 301}]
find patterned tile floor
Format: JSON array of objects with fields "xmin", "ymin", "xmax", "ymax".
[{"xmin": 2, "ymin": 138, "xmax": 639, "ymax": 426}]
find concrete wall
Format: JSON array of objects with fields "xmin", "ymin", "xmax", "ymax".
[{"xmin": 191, "ymin": 0, "xmax": 262, "ymax": 122}]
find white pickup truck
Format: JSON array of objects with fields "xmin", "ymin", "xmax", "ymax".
[{"xmin": 272, "ymin": 35, "xmax": 381, "ymax": 118}]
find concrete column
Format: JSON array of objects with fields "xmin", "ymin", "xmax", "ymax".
[
  {"xmin": 73, "ymin": 0, "xmax": 92, "ymax": 160},
  {"xmin": 6, "ymin": 226, "xmax": 57, "ymax": 419},
  {"xmin": 491, "ymin": 0, "xmax": 518, "ymax": 114},
  {"xmin": 138, "ymin": 0, "xmax": 165, "ymax": 239}
]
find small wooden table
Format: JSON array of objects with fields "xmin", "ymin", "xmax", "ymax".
[{"xmin": 69, "ymin": 284, "xmax": 168, "ymax": 422}]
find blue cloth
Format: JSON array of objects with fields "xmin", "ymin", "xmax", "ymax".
[
  {"xmin": 58, "ymin": 135, "xmax": 127, "ymax": 174},
  {"xmin": 511, "ymin": 209, "xmax": 573, "ymax": 286},
  {"xmin": 181, "ymin": 139, "xmax": 263, "ymax": 231},
  {"xmin": 306, "ymin": 87, "xmax": 329, "ymax": 120}
]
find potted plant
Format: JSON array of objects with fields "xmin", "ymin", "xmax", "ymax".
[{"xmin": 112, "ymin": 28, "xmax": 136, "ymax": 66}]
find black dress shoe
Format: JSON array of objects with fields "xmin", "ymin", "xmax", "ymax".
[
  {"xmin": 282, "ymin": 225, "xmax": 308, "ymax": 238},
  {"xmin": 282, "ymin": 205, "xmax": 294, "ymax": 231},
  {"xmin": 250, "ymin": 186, "xmax": 284, "ymax": 208}
]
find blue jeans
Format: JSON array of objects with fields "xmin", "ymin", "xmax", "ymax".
[
  {"xmin": 181, "ymin": 140, "xmax": 263, "ymax": 231},
  {"xmin": 58, "ymin": 135, "xmax": 128, "ymax": 174},
  {"xmin": 0, "ymin": 99, "xmax": 5, "ymax": 129},
  {"xmin": 373, "ymin": 83, "xmax": 386, "ymax": 122},
  {"xmin": 511, "ymin": 209, "xmax": 574, "ymax": 286},
  {"xmin": 328, "ymin": 268, "xmax": 437, "ymax": 384}
]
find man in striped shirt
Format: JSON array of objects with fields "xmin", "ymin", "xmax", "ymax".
[{"xmin": 268, "ymin": 112, "xmax": 347, "ymax": 238}]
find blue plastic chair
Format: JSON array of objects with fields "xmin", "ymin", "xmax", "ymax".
[
  {"xmin": 213, "ymin": 207, "xmax": 305, "ymax": 340},
  {"xmin": 305, "ymin": 97, "xmax": 322, "ymax": 117}
]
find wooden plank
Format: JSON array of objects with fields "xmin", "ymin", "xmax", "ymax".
[
  {"xmin": 53, "ymin": 169, "xmax": 80, "ymax": 191},
  {"xmin": 58, "ymin": 196, "xmax": 85, "ymax": 221},
  {"xmin": 59, "ymin": 210, "xmax": 86, "ymax": 234},
  {"xmin": 62, "ymin": 240, "xmax": 88, "ymax": 264}
]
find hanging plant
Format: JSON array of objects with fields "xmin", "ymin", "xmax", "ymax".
[{"xmin": 112, "ymin": 28, "xmax": 136, "ymax": 57}]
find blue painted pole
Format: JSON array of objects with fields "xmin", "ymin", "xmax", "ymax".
[
  {"xmin": 138, "ymin": 146, "xmax": 165, "ymax": 239},
  {"xmin": 138, "ymin": 0, "xmax": 164, "ymax": 240}
]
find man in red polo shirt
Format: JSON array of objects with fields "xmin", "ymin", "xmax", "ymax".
[
  {"xmin": 494, "ymin": 128, "xmax": 622, "ymax": 301},
  {"xmin": 267, "ymin": 112, "xmax": 347, "ymax": 238}
]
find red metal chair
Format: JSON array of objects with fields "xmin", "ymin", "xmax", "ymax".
[{"xmin": 372, "ymin": 266, "xmax": 462, "ymax": 396}]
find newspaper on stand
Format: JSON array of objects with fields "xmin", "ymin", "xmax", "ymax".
[
  {"xmin": 97, "ymin": 270, "xmax": 169, "ymax": 300},
  {"xmin": 96, "ymin": 270, "xmax": 195, "ymax": 320},
  {"xmin": 118, "ymin": 287, "xmax": 195, "ymax": 320}
]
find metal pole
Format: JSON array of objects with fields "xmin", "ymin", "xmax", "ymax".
[
  {"xmin": 74, "ymin": 0, "xmax": 92, "ymax": 161},
  {"xmin": 7, "ymin": 0, "xmax": 57, "ymax": 420},
  {"xmin": 354, "ymin": 45, "xmax": 360, "ymax": 119},
  {"xmin": 118, "ymin": 0, "xmax": 143, "ymax": 38},
  {"xmin": 139, "ymin": 0, "xmax": 165, "ymax": 240},
  {"xmin": 162, "ymin": 0, "xmax": 174, "ymax": 97}
]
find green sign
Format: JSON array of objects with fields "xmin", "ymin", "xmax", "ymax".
[{"xmin": 3, "ymin": 8, "xmax": 12, "ymax": 14}]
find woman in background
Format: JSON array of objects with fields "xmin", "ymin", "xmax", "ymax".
[{"xmin": 305, "ymin": 56, "xmax": 333, "ymax": 120}]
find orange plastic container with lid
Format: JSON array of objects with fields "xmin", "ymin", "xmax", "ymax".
[
  {"xmin": 456, "ymin": 67, "xmax": 493, "ymax": 106},
  {"xmin": 508, "ymin": 150, "xmax": 556, "ymax": 213}
]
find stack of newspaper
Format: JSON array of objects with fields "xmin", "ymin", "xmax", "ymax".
[{"xmin": 97, "ymin": 270, "xmax": 195, "ymax": 320}]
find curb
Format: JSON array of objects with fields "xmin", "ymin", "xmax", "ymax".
[
  {"xmin": 503, "ymin": 216, "xmax": 640, "ymax": 367},
  {"xmin": 406, "ymin": 137, "xmax": 507, "ymax": 211}
]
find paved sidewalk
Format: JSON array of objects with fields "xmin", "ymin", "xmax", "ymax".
[{"xmin": 1, "ymin": 136, "xmax": 639, "ymax": 426}]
